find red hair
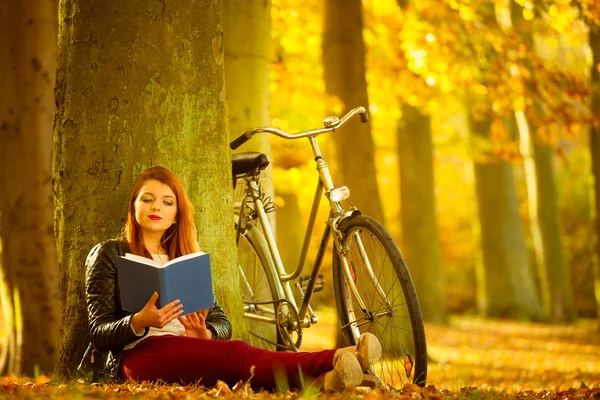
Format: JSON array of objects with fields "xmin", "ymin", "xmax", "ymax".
[{"xmin": 124, "ymin": 166, "xmax": 199, "ymax": 259}]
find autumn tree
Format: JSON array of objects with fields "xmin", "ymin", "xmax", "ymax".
[
  {"xmin": 509, "ymin": 1, "xmax": 576, "ymax": 322},
  {"xmin": 396, "ymin": 104, "xmax": 447, "ymax": 323},
  {"xmin": 52, "ymin": 0, "xmax": 242, "ymax": 380},
  {"xmin": 390, "ymin": 1, "xmax": 447, "ymax": 324},
  {"xmin": 468, "ymin": 105, "xmax": 543, "ymax": 319},
  {"xmin": 0, "ymin": 0, "xmax": 61, "ymax": 376},
  {"xmin": 223, "ymin": 0, "xmax": 275, "ymax": 228},
  {"xmin": 322, "ymin": 0, "xmax": 385, "ymax": 223},
  {"xmin": 588, "ymin": 8, "xmax": 600, "ymax": 323},
  {"xmin": 456, "ymin": 5, "xmax": 541, "ymax": 319},
  {"xmin": 224, "ymin": 0, "xmax": 271, "ymax": 157}
]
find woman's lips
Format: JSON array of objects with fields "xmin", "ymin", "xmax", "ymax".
[{"xmin": 149, "ymin": 215, "xmax": 162, "ymax": 221}]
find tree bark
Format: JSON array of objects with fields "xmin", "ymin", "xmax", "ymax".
[
  {"xmin": 469, "ymin": 109, "xmax": 543, "ymax": 319},
  {"xmin": 511, "ymin": 0, "xmax": 576, "ymax": 322},
  {"xmin": 322, "ymin": 0, "xmax": 384, "ymax": 223},
  {"xmin": 0, "ymin": 0, "xmax": 61, "ymax": 376},
  {"xmin": 53, "ymin": 0, "xmax": 241, "ymax": 380},
  {"xmin": 397, "ymin": 103, "xmax": 447, "ymax": 323},
  {"xmin": 589, "ymin": 26, "xmax": 600, "ymax": 322}
]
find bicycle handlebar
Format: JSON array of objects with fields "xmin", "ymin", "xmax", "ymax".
[{"xmin": 230, "ymin": 106, "xmax": 369, "ymax": 150}]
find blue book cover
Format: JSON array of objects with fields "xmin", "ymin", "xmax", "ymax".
[{"xmin": 117, "ymin": 252, "xmax": 214, "ymax": 315}]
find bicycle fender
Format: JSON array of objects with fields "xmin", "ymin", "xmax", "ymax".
[{"xmin": 336, "ymin": 209, "xmax": 362, "ymax": 230}]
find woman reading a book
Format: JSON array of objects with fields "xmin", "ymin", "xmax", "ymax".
[{"xmin": 79, "ymin": 166, "xmax": 381, "ymax": 392}]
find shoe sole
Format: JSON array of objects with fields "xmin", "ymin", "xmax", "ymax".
[
  {"xmin": 336, "ymin": 353, "xmax": 363, "ymax": 388},
  {"xmin": 356, "ymin": 333, "xmax": 382, "ymax": 372}
]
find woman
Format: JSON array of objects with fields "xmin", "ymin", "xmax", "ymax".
[{"xmin": 78, "ymin": 166, "xmax": 381, "ymax": 391}]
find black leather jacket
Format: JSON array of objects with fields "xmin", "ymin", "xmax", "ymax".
[{"xmin": 78, "ymin": 238, "xmax": 232, "ymax": 383}]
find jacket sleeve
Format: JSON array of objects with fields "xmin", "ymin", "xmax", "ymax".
[
  {"xmin": 205, "ymin": 297, "xmax": 232, "ymax": 340},
  {"xmin": 85, "ymin": 241, "xmax": 149, "ymax": 351}
]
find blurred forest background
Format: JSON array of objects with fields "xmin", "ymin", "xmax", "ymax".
[
  {"xmin": 1, "ymin": 0, "xmax": 599, "ymax": 385},
  {"xmin": 268, "ymin": 0, "xmax": 598, "ymax": 325}
]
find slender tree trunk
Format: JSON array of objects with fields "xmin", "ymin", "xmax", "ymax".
[
  {"xmin": 0, "ymin": 0, "xmax": 61, "ymax": 376},
  {"xmin": 518, "ymin": 115, "xmax": 576, "ymax": 321},
  {"xmin": 322, "ymin": 0, "xmax": 384, "ymax": 348},
  {"xmin": 589, "ymin": 26, "xmax": 600, "ymax": 322},
  {"xmin": 223, "ymin": 0, "xmax": 271, "ymax": 155},
  {"xmin": 322, "ymin": 0, "xmax": 384, "ymax": 223},
  {"xmin": 511, "ymin": 1, "xmax": 575, "ymax": 322},
  {"xmin": 53, "ymin": 0, "xmax": 241, "ymax": 380},
  {"xmin": 397, "ymin": 103, "xmax": 447, "ymax": 323},
  {"xmin": 469, "ymin": 109, "xmax": 543, "ymax": 319},
  {"xmin": 223, "ymin": 0, "xmax": 275, "ymax": 230}
]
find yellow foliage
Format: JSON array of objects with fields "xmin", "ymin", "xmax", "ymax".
[{"xmin": 268, "ymin": 0, "xmax": 592, "ymax": 307}]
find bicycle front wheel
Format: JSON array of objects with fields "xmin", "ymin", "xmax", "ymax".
[
  {"xmin": 332, "ymin": 215, "xmax": 427, "ymax": 388},
  {"xmin": 237, "ymin": 224, "xmax": 285, "ymax": 351}
]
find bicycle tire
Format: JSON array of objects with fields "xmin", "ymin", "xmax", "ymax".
[
  {"xmin": 332, "ymin": 215, "xmax": 427, "ymax": 388},
  {"xmin": 237, "ymin": 224, "xmax": 286, "ymax": 351}
]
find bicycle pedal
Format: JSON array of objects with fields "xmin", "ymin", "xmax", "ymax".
[
  {"xmin": 299, "ymin": 274, "xmax": 324, "ymax": 293},
  {"xmin": 359, "ymin": 374, "xmax": 383, "ymax": 388}
]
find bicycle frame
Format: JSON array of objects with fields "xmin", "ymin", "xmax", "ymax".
[{"xmin": 237, "ymin": 107, "xmax": 392, "ymax": 338}]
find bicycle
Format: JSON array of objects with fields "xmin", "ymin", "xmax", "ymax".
[{"xmin": 230, "ymin": 106, "xmax": 427, "ymax": 388}]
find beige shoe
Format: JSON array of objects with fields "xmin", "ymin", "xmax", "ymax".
[
  {"xmin": 333, "ymin": 333, "xmax": 382, "ymax": 373},
  {"xmin": 323, "ymin": 352, "xmax": 363, "ymax": 392},
  {"xmin": 355, "ymin": 332, "xmax": 382, "ymax": 372}
]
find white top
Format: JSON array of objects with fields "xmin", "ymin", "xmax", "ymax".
[{"xmin": 123, "ymin": 254, "xmax": 185, "ymax": 350}]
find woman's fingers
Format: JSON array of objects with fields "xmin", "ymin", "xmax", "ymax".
[
  {"xmin": 163, "ymin": 299, "xmax": 182, "ymax": 311},
  {"xmin": 144, "ymin": 292, "xmax": 159, "ymax": 309},
  {"xmin": 144, "ymin": 300, "xmax": 182, "ymax": 328},
  {"xmin": 188, "ymin": 311, "xmax": 204, "ymax": 323},
  {"xmin": 154, "ymin": 308, "xmax": 206, "ymax": 329},
  {"xmin": 163, "ymin": 305, "xmax": 183, "ymax": 324}
]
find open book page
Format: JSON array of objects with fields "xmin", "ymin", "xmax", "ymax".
[
  {"xmin": 124, "ymin": 251, "xmax": 207, "ymax": 268},
  {"xmin": 162, "ymin": 251, "xmax": 207, "ymax": 267},
  {"xmin": 124, "ymin": 253, "xmax": 160, "ymax": 267}
]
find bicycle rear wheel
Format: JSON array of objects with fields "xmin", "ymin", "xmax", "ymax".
[
  {"xmin": 332, "ymin": 215, "xmax": 427, "ymax": 388},
  {"xmin": 237, "ymin": 224, "xmax": 284, "ymax": 350}
]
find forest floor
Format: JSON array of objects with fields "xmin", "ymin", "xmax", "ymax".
[{"xmin": 0, "ymin": 311, "xmax": 598, "ymax": 399}]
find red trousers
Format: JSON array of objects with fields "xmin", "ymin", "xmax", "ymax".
[{"xmin": 121, "ymin": 336, "xmax": 336, "ymax": 390}]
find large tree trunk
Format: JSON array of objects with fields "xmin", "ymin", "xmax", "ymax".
[
  {"xmin": 322, "ymin": 0, "xmax": 384, "ymax": 223},
  {"xmin": 511, "ymin": 1, "xmax": 576, "ymax": 322},
  {"xmin": 397, "ymin": 103, "xmax": 447, "ymax": 324},
  {"xmin": 53, "ymin": 0, "xmax": 241, "ymax": 380},
  {"xmin": 589, "ymin": 26, "xmax": 600, "ymax": 323},
  {"xmin": 469, "ymin": 110, "xmax": 543, "ymax": 319},
  {"xmin": 0, "ymin": 0, "xmax": 61, "ymax": 376}
]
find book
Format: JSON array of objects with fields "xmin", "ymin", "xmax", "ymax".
[{"xmin": 117, "ymin": 252, "xmax": 214, "ymax": 315}]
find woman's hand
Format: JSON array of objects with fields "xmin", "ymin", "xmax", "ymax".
[
  {"xmin": 130, "ymin": 292, "xmax": 183, "ymax": 332},
  {"xmin": 178, "ymin": 311, "xmax": 213, "ymax": 339}
]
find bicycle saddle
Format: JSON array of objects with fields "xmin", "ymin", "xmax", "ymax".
[{"xmin": 231, "ymin": 152, "xmax": 270, "ymax": 177}]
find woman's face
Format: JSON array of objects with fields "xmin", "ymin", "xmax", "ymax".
[{"xmin": 134, "ymin": 179, "xmax": 178, "ymax": 237}]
